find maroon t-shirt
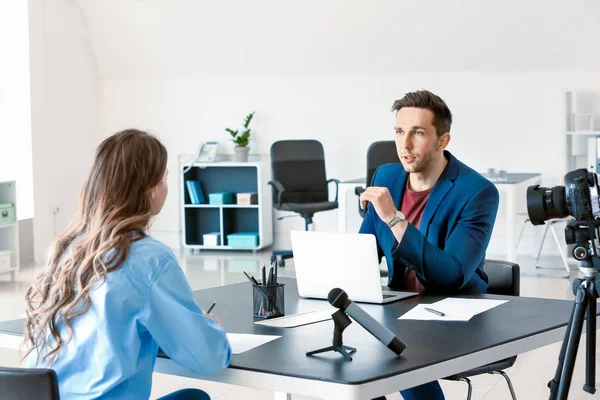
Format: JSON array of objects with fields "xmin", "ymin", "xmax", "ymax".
[{"xmin": 400, "ymin": 179, "xmax": 432, "ymax": 293}]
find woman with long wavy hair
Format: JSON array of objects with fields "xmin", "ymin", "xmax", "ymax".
[{"xmin": 22, "ymin": 130, "xmax": 231, "ymax": 400}]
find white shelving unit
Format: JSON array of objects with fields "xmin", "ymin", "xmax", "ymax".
[
  {"xmin": 565, "ymin": 91, "xmax": 600, "ymax": 172},
  {"xmin": 0, "ymin": 181, "xmax": 19, "ymax": 281},
  {"xmin": 179, "ymin": 159, "xmax": 273, "ymax": 252}
]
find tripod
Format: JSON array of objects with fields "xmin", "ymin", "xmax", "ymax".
[
  {"xmin": 306, "ymin": 310, "xmax": 357, "ymax": 361},
  {"xmin": 548, "ymin": 229, "xmax": 600, "ymax": 400}
]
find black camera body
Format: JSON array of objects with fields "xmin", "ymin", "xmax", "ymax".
[{"xmin": 527, "ymin": 169, "xmax": 600, "ymax": 226}]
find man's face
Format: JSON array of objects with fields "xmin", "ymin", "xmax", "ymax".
[{"xmin": 394, "ymin": 107, "xmax": 447, "ymax": 173}]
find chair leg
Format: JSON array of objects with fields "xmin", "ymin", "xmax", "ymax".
[
  {"xmin": 515, "ymin": 218, "xmax": 529, "ymax": 250},
  {"xmin": 534, "ymin": 222, "xmax": 569, "ymax": 278},
  {"xmin": 457, "ymin": 377, "xmax": 472, "ymax": 400},
  {"xmin": 490, "ymin": 371, "xmax": 517, "ymax": 400},
  {"xmin": 550, "ymin": 222, "xmax": 570, "ymax": 276},
  {"xmin": 535, "ymin": 222, "xmax": 550, "ymax": 265}
]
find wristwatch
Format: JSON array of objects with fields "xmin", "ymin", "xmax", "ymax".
[{"xmin": 386, "ymin": 210, "xmax": 406, "ymax": 228}]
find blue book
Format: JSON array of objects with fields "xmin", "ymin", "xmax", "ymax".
[
  {"xmin": 186, "ymin": 181, "xmax": 199, "ymax": 204},
  {"xmin": 188, "ymin": 180, "xmax": 206, "ymax": 204}
]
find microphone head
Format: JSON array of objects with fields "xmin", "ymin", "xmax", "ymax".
[{"xmin": 327, "ymin": 288, "xmax": 348, "ymax": 309}]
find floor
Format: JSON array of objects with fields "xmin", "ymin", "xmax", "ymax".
[{"xmin": 0, "ymin": 251, "xmax": 599, "ymax": 400}]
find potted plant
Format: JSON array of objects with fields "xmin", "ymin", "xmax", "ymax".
[{"xmin": 226, "ymin": 111, "xmax": 255, "ymax": 162}]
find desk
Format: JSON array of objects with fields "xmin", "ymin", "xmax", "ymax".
[
  {"xmin": 338, "ymin": 173, "xmax": 542, "ymax": 262},
  {"xmin": 486, "ymin": 173, "xmax": 542, "ymax": 262},
  {"xmin": 1, "ymin": 278, "xmax": 595, "ymax": 399}
]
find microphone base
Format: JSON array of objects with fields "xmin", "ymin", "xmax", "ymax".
[
  {"xmin": 306, "ymin": 344, "xmax": 357, "ymax": 361},
  {"xmin": 306, "ymin": 309, "xmax": 357, "ymax": 361}
]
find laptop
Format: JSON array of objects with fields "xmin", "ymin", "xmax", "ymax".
[{"xmin": 290, "ymin": 230, "xmax": 418, "ymax": 304}]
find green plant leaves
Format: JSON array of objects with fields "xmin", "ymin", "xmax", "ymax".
[{"xmin": 226, "ymin": 111, "xmax": 255, "ymax": 147}]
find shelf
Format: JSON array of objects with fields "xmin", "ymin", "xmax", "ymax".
[
  {"xmin": 184, "ymin": 204, "xmax": 259, "ymax": 208},
  {"xmin": 189, "ymin": 245, "xmax": 260, "ymax": 250},
  {"xmin": 0, "ymin": 267, "xmax": 19, "ymax": 275},
  {"xmin": 181, "ymin": 163, "xmax": 273, "ymax": 251},
  {"xmin": 566, "ymin": 131, "xmax": 600, "ymax": 136}
]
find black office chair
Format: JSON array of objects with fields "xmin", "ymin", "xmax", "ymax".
[
  {"xmin": 269, "ymin": 140, "xmax": 339, "ymax": 267},
  {"xmin": 355, "ymin": 141, "xmax": 398, "ymax": 278},
  {"xmin": 0, "ymin": 366, "xmax": 60, "ymax": 400},
  {"xmin": 355, "ymin": 140, "xmax": 398, "ymax": 218},
  {"xmin": 445, "ymin": 259, "xmax": 520, "ymax": 400}
]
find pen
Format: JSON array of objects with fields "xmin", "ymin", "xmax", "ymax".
[
  {"xmin": 267, "ymin": 266, "xmax": 273, "ymax": 286},
  {"xmin": 424, "ymin": 307, "xmax": 445, "ymax": 317},
  {"xmin": 206, "ymin": 302, "xmax": 216, "ymax": 314},
  {"xmin": 261, "ymin": 264, "xmax": 267, "ymax": 286},
  {"xmin": 273, "ymin": 260, "xmax": 278, "ymax": 284},
  {"xmin": 243, "ymin": 271, "xmax": 259, "ymax": 285}
]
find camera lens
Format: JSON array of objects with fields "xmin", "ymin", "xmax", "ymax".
[{"xmin": 526, "ymin": 185, "xmax": 569, "ymax": 225}]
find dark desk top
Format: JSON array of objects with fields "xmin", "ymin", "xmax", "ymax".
[{"xmin": 0, "ymin": 278, "xmax": 580, "ymax": 385}]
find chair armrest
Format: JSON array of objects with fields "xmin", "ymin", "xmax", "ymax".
[
  {"xmin": 327, "ymin": 178, "xmax": 340, "ymax": 202},
  {"xmin": 355, "ymin": 186, "xmax": 367, "ymax": 218},
  {"xmin": 268, "ymin": 180, "xmax": 286, "ymax": 207}
]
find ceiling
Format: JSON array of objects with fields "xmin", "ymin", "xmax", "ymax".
[{"xmin": 76, "ymin": 0, "xmax": 600, "ymax": 78}]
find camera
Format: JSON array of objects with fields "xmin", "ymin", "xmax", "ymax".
[
  {"xmin": 527, "ymin": 169, "xmax": 600, "ymax": 399},
  {"xmin": 526, "ymin": 168, "xmax": 600, "ymax": 227}
]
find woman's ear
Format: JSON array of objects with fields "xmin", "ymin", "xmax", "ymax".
[{"xmin": 150, "ymin": 187, "xmax": 157, "ymax": 200}]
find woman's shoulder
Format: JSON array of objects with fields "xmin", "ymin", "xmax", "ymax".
[
  {"xmin": 129, "ymin": 235, "xmax": 174, "ymax": 259},
  {"xmin": 121, "ymin": 236, "xmax": 179, "ymax": 282}
]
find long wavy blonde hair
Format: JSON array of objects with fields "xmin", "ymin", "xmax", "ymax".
[{"xmin": 23, "ymin": 129, "xmax": 168, "ymax": 365}]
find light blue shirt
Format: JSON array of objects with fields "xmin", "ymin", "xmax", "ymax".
[{"xmin": 27, "ymin": 236, "xmax": 232, "ymax": 399}]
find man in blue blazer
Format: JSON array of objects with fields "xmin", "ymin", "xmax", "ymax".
[{"xmin": 359, "ymin": 90, "xmax": 499, "ymax": 400}]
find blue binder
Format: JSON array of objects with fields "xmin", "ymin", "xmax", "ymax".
[{"xmin": 186, "ymin": 180, "xmax": 206, "ymax": 204}]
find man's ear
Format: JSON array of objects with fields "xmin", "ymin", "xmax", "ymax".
[{"xmin": 438, "ymin": 133, "xmax": 451, "ymax": 152}]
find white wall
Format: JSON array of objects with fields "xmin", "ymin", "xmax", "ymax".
[
  {"xmin": 0, "ymin": 0, "xmax": 33, "ymax": 219},
  {"xmin": 22, "ymin": 1, "xmax": 600, "ymax": 259},
  {"xmin": 101, "ymin": 72, "xmax": 600, "ymax": 253},
  {"xmin": 28, "ymin": 0, "xmax": 101, "ymax": 263}
]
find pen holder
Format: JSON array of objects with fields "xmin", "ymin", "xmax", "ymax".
[{"xmin": 252, "ymin": 283, "xmax": 285, "ymax": 319}]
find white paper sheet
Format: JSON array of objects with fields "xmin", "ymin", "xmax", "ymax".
[
  {"xmin": 254, "ymin": 308, "xmax": 335, "ymax": 328},
  {"xmin": 226, "ymin": 333, "xmax": 281, "ymax": 354},
  {"xmin": 398, "ymin": 298, "xmax": 508, "ymax": 321}
]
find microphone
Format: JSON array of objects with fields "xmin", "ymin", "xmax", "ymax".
[{"xmin": 328, "ymin": 288, "xmax": 407, "ymax": 356}]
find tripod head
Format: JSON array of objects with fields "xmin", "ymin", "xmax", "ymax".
[
  {"xmin": 546, "ymin": 219, "xmax": 600, "ymax": 400},
  {"xmin": 564, "ymin": 219, "xmax": 600, "ymax": 280}
]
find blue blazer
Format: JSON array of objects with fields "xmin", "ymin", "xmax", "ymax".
[{"xmin": 359, "ymin": 151, "xmax": 499, "ymax": 294}]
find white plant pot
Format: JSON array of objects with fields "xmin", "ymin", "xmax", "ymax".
[{"xmin": 233, "ymin": 147, "xmax": 250, "ymax": 162}]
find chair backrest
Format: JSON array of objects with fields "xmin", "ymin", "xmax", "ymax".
[
  {"xmin": 358, "ymin": 141, "xmax": 399, "ymax": 218},
  {"xmin": 483, "ymin": 259, "xmax": 520, "ymax": 296},
  {"xmin": 366, "ymin": 141, "xmax": 398, "ymax": 187},
  {"xmin": 270, "ymin": 140, "xmax": 328, "ymax": 204},
  {"xmin": 0, "ymin": 367, "xmax": 60, "ymax": 400}
]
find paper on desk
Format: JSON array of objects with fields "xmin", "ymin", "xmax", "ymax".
[
  {"xmin": 226, "ymin": 333, "xmax": 281, "ymax": 354},
  {"xmin": 398, "ymin": 298, "xmax": 508, "ymax": 322},
  {"xmin": 254, "ymin": 308, "xmax": 335, "ymax": 328}
]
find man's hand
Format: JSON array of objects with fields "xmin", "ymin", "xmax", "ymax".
[
  {"xmin": 359, "ymin": 186, "xmax": 397, "ymax": 223},
  {"xmin": 204, "ymin": 312, "xmax": 222, "ymax": 326}
]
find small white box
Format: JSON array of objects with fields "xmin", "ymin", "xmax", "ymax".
[
  {"xmin": 236, "ymin": 192, "xmax": 258, "ymax": 205},
  {"xmin": 202, "ymin": 232, "xmax": 221, "ymax": 246},
  {"xmin": 0, "ymin": 250, "xmax": 11, "ymax": 271}
]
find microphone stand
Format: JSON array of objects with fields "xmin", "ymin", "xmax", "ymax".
[{"xmin": 306, "ymin": 310, "xmax": 357, "ymax": 361}]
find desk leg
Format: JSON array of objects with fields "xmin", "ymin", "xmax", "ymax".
[
  {"xmin": 273, "ymin": 392, "xmax": 292, "ymax": 400},
  {"xmin": 505, "ymin": 185, "xmax": 517, "ymax": 262}
]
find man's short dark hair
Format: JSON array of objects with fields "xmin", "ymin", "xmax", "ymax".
[{"xmin": 391, "ymin": 90, "xmax": 452, "ymax": 137}]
